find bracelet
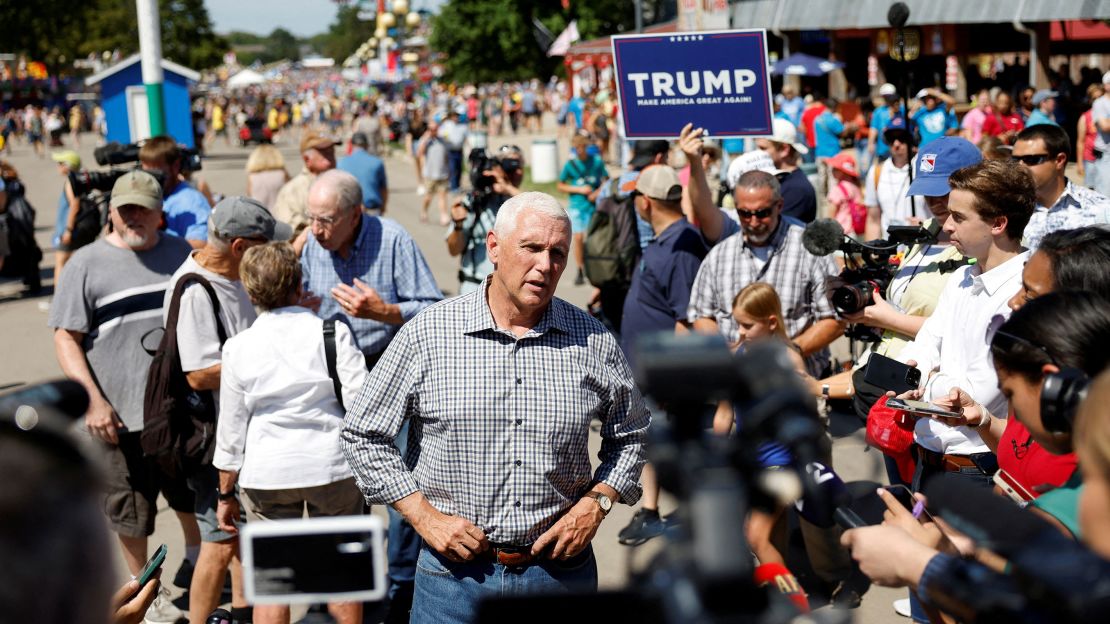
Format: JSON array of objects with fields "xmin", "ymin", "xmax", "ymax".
[{"xmin": 975, "ymin": 406, "xmax": 991, "ymax": 430}]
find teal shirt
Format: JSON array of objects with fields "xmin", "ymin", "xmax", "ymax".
[
  {"xmin": 559, "ymin": 155, "xmax": 607, "ymax": 216},
  {"xmin": 1026, "ymin": 109, "xmax": 1059, "ymax": 127},
  {"xmin": 1031, "ymin": 469, "xmax": 1083, "ymax": 539}
]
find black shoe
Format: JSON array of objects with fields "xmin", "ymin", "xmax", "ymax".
[
  {"xmin": 574, "ymin": 269, "xmax": 586, "ymax": 286},
  {"xmin": 172, "ymin": 558, "xmax": 194, "ymax": 589},
  {"xmin": 618, "ymin": 508, "xmax": 664, "ymax": 546}
]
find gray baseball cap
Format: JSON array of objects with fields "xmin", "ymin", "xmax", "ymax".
[
  {"xmin": 110, "ymin": 170, "xmax": 163, "ymax": 211},
  {"xmin": 210, "ymin": 196, "xmax": 292, "ymax": 241}
]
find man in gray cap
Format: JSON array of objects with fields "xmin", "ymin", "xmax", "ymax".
[
  {"xmin": 161, "ymin": 196, "xmax": 291, "ymax": 624},
  {"xmin": 1026, "ymin": 89, "xmax": 1060, "ymax": 127},
  {"xmin": 50, "ymin": 170, "xmax": 196, "ymax": 623}
]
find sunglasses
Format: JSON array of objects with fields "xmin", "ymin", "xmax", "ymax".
[
  {"xmin": 736, "ymin": 207, "xmax": 774, "ymax": 220},
  {"xmin": 1011, "ymin": 153, "xmax": 1053, "ymax": 166}
]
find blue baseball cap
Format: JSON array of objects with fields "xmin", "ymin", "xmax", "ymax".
[{"xmin": 906, "ymin": 136, "xmax": 983, "ymax": 197}]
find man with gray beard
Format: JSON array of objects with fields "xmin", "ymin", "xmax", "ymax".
[{"xmin": 49, "ymin": 170, "xmax": 196, "ymax": 623}]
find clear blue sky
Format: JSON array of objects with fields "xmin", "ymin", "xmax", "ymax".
[{"xmin": 205, "ymin": 0, "xmax": 442, "ymax": 37}]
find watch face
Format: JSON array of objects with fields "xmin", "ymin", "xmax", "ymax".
[{"xmin": 598, "ymin": 495, "xmax": 612, "ymax": 511}]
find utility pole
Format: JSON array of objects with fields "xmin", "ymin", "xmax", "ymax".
[{"xmin": 136, "ymin": 0, "xmax": 166, "ymax": 137}]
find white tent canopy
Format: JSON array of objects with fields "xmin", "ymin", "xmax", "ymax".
[{"xmin": 227, "ymin": 69, "xmax": 265, "ymax": 88}]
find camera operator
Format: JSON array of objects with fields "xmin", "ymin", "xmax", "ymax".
[
  {"xmin": 139, "ymin": 136, "xmax": 212, "ymax": 250},
  {"xmin": 820, "ymin": 137, "xmax": 982, "ymax": 425},
  {"xmin": 445, "ymin": 145, "xmax": 523, "ymax": 294}
]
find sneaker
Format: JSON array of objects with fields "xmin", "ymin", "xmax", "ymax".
[
  {"xmin": 618, "ymin": 508, "xmax": 664, "ymax": 546},
  {"xmin": 416, "ymin": 184, "xmax": 426, "ymax": 196},
  {"xmin": 143, "ymin": 585, "xmax": 185, "ymax": 623},
  {"xmin": 574, "ymin": 269, "xmax": 586, "ymax": 286},
  {"xmin": 171, "ymin": 558, "xmax": 193, "ymax": 589},
  {"xmin": 893, "ymin": 597, "xmax": 912, "ymax": 618},
  {"xmin": 830, "ymin": 580, "xmax": 862, "ymax": 609}
]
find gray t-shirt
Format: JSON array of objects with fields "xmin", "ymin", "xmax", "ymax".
[
  {"xmin": 1093, "ymin": 96, "xmax": 1110, "ymax": 153},
  {"xmin": 49, "ymin": 235, "xmax": 193, "ymax": 431},
  {"xmin": 423, "ymin": 137, "xmax": 449, "ymax": 181}
]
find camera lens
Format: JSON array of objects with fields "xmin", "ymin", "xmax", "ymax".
[{"xmin": 831, "ymin": 282, "xmax": 875, "ymax": 314}]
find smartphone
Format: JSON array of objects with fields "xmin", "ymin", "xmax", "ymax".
[
  {"xmin": 994, "ymin": 469, "xmax": 1036, "ymax": 504},
  {"xmin": 882, "ymin": 484, "xmax": 934, "ymax": 521},
  {"xmin": 863, "ymin": 354, "xmax": 922, "ymax": 394},
  {"xmin": 241, "ymin": 515, "xmax": 386, "ymax": 605},
  {"xmin": 887, "ymin": 397, "xmax": 962, "ymax": 419},
  {"xmin": 135, "ymin": 543, "xmax": 167, "ymax": 591}
]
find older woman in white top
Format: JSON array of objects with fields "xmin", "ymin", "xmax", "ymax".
[{"xmin": 213, "ymin": 242, "xmax": 367, "ymax": 624}]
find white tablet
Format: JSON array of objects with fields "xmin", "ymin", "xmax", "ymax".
[{"xmin": 240, "ymin": 515, "xmax": 387, "ymax": 605}]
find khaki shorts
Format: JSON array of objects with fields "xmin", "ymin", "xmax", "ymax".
[
  {"xmin": 426, "ymin": 178, "xmax": 448, "ymax": 194},
  {"xmin": 102, "ymin": 432, "xmax": 195, "ymax": 538},
  {"xmin": 242, "ymin": 477, "xmax": 365, "ymax": 521}
]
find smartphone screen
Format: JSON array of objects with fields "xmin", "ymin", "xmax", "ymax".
[
  {"xmin": 136, "ymin": 543, "xmax": 167, "ymax": 589},
  {"xmin": 888, "ymin": 398, "xmax": 961, "ymax": 418}
]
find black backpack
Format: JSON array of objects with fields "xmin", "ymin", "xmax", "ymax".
[
  {"xmin": 141, "ymin": 274, "xmax": 227, "ymax": 478},
  {"xmin": 583, "ymin": 178, "xmax": 641, "ymax": 290}
]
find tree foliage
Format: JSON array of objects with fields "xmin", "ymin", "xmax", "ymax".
[
  {"xmin": 0, "ymin": 0, "xmax": 228, "ymax": 72},
  {"xmin": 428, "ymin": 0, "xmax": 639, "ymax": 83},
  {"xmin": 314, "ymin": 5, "xmax": 377, "ymax": 63}
]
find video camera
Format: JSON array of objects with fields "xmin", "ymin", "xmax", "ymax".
[
  {"xmin": 68, "ymin": 141, "xmax": 201, "ymax": 197},
  {"xmin": 803, "ymin": 219, "xmax": 940, "ymax": 342},
  {"xmin": 467, "ymin": 146, "xmax": 522, "ymax": 200}
]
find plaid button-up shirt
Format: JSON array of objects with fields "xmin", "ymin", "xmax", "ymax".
[
  {"xmin": 687, "ymin": 216, "xmax": 839, "ymax": 374},
  {"xmin": 341, "ymin": 285, "xmax": 649, "ymax": 545},
  {"xmin": 1022, "ymin": 181, "xmax": 1110, "ymax": 250},
  {"xmin": 301, "ymin": 215, "xmax": 443, "ymax": 356}
]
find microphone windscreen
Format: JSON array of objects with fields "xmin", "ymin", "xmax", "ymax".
[
  {"xmin": 793, "ymin": 461, "xmax": 849, "ymax": 528},
  {"xmin": 754, "ymin": 563, "xmax": 810, "ymax": 613},
  {"xmin": 888, "ymin": 2, "xmax": 910, "ymax": 28},
  {"xmin": 802, "ymin": 218, "xmax": 844, "ymax": 256}
]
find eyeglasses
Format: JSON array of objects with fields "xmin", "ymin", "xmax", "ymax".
[
  {"xmin": 736, "ymin": 207, "xmax": 775, "ymax": 220},
  {"xmin": 306, "ymin": 214, "xmax": 341, "ymax": 228},
  {"xmin": 1011, "ymin": 153, "xmax": 1053, "ymax": 166}
]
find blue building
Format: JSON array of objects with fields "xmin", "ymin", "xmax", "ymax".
[{"xmin": 86, "ymin": 54, "xmax": 199, "ymax": 148}]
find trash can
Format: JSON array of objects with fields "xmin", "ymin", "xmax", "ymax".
[{"xmin": 531, "ymin": 139, "xmax": 558, "ymax": 184}]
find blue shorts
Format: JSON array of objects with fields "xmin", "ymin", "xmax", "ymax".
[
  {"xmin": 187, "ymin": 464, "xmax": 239, "ymax": 543},
  {"xmin": 567, "ymin": 203, "xmax": 594, "ymax": 234}
]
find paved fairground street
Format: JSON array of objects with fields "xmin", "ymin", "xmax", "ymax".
[{"xmin": 3, "ymin": 1, "xmax": 1110, "ymax": 623}]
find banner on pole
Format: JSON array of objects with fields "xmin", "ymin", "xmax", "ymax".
[{"xmin": 611, "ymin": 29, "xmax": 774, "ymax": 140}]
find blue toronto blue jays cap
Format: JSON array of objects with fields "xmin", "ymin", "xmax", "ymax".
[{"xmin": 906, "ymin": 136, "xmax": 983, "ymax": 197}]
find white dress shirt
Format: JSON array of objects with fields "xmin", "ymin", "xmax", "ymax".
[
  {"xmin": 898, "ymin": 252, "xmax": 1028, "ymax": 455},
  {"xmin": 214, "ymin": 307, "xmax": 368, "ymax": 489}
]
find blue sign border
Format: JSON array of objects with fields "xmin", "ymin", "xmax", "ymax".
[{"xmin": 611, "ymin": 29, "xmax": 775, "ymax": 141}]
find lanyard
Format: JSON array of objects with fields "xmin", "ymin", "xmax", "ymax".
[{"xmin": 749, "ymin": 226, "xmax": 784, "ymax": 282}]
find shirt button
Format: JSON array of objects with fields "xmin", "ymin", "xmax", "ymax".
[
  {"xmin": 515, "ymin": 419, "xmax": 522, "ymax": 426},
  {"xmin": 514, "ymin": 460, "xmax": 522, "ymax": 466},
  {"xmin": 514, "ymin": 501, "xmax": 521, "ymax": 507},
  {"xmin": 515, "ymin": 378, "xmax": 522, "ymax": 384}
]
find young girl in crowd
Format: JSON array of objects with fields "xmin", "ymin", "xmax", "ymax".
[
  {"xmin": 724, "ymin": 282, "xmax": 821, "ymax": 566},
  {"xmin": 557, "ymin": 133, "xmax": 607, "ymax": 285},
  {"xmin": 825, "ymin": 153, "xmax": 865, "ymax": 237}
]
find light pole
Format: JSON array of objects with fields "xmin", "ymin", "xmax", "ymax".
[{"xmin": 136, "ymin": 0, "xmax": 165, "ymax": 137}]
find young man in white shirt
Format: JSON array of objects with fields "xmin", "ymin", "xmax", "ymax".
[
  {"xmin": 862, "ymin": 119, "xmax": 928, "ymax": 240},
  {"xmin": 896, "ymin": 159, "xmax": 1036, "ymax": 490}
]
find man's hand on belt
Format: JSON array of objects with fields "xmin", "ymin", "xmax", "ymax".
[
  {"xmin": 531, "ymin": 485, "xmax": 619, "ymax": 560},
  {"xmin": 395, "ymin": 492, "xmax": 489, "ymax": 562}
]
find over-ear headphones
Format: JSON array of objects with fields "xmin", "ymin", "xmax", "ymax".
[{"xmin": 1040, "ymin": 367, "xmax": 1090, "ymax": 434}]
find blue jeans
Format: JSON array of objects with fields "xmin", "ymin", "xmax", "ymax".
[
  {"xmin": 411, "ymin": 545, "xmax": 598, "ymax": 624},
  {"xmin": 447, "ymin": 149, "xmax": 464, "ymax": 192}
]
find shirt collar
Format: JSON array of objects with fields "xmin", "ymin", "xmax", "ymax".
[
  {"xmin": 653, "ymin": 218, "xmax": 690, "ymax": 246},
  {"xmin": 743, "ymin": 217, "xmax": 789, "ymax": 251},
  {"xmin": 971, "ymin": 251, "xmax": 1028, "ymax": 296},
  {"xmin": 463, "ymin": 277, "xmax": 568, "ymax": 337}
]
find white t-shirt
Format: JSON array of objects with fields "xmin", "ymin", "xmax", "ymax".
[
  {"xmin": 863, "ymin": 158, "xmax": 931, "ymax": 236},
  {"xmin": 163, "ymin": 253, "xmax": 257, "ymax": 401}
]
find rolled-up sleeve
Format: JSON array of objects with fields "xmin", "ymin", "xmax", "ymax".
[
  {"xmin": 686, "ymin": 251, "xmax": 721, "ymax": 324},
  {"xmin": 214, "ymin": 340, "xmax": 248, "ymax": 472},
  {"xmin": 341, "ymin": 323, "xmax": 423, "ymax": 504},
  {"xmin": 592, "ymin": 336, "xmax": 649, "ymax": 505}
]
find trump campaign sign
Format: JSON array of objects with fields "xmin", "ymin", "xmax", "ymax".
[{"xmin": 611, "ymin": 29, "xmax": 774, "ymax": 140}]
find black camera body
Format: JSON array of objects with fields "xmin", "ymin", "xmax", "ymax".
[
  {"xmin": 467, "ymin": 147, "xmax": 521, "ymax": 200},
  {"xmin": 68, "ymin": 140, "xmax": 198, "ymax": 198}
]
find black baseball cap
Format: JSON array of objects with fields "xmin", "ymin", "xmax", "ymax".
[{"xmin": 629, "ymin": 140, "xmax": 670, "ymax": 170}]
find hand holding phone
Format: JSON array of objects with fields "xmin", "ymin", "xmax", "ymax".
[
  {"xmin": 132, "ymin": 544, "xmax": 167, "ymax": 597},
  {"xmin": 863, "ymin": 354, "xmax": 922, "ymax": 394},
  {"xmin": 886, "ymin": 397, "xmax": 962, "ymax": 420}
]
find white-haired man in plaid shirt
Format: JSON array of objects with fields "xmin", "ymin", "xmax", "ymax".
[{"xmin": 342, "ymin": 191, "xmax": 649, "ymax": 623}]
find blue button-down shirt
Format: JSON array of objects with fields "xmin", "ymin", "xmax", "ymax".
[{"xmin": 302, "ymin": 215, "xmax": 443, "ymax": 356}]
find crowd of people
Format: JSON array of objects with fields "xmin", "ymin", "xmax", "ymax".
[{"xmin": 5, "ymin": 59, "xmax": 1110, "ymax": 624}]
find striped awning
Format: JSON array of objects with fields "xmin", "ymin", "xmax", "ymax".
[{"xmin": 731, "ymin": 0, "xmax": 1110, "ymax": 31}]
